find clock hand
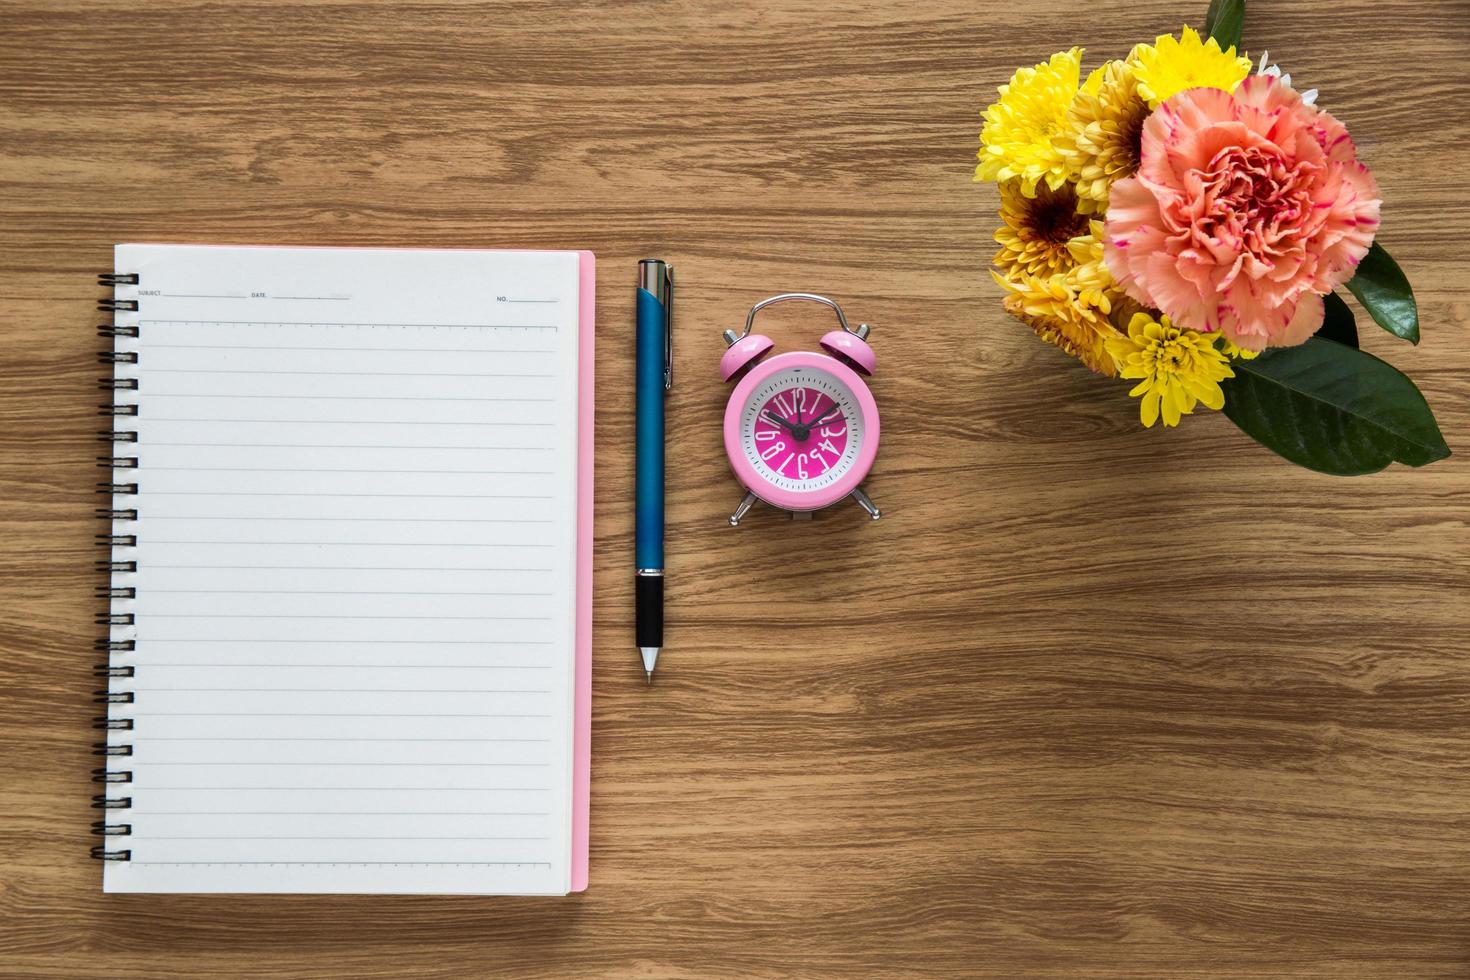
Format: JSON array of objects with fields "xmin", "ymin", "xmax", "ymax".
[
  {"xmin": 763, "ymin": 409, "xmax": 800, "ymax": 434},
  {"xmin": 766, "ymin": 402, "xmax": 842, "ymax": 442},
  {"xmin": 807, "ymin": 405, "xmax": 842, "ymax": 428},
  {"xmin": 790, "ymin": 406, "xmax": 842, "ymax": 439},
  {"xmin": 798, "ymin": 394, "xmax": 840, "ymax": 424}
]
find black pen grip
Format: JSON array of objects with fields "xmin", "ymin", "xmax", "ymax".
[{"xmin": 635, "ymin": 575, "xmax": 663, "ymax": 649}]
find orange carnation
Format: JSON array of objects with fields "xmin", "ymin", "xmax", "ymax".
[{"xmin": 1103, "ymin": 76, "xmax": 1381, "ymax": 351}]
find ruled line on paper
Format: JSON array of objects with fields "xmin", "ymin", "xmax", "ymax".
[
  {"xmin": 131, "ymin": 737, "xmax": 553, "ymax": 742},
  {"xmin": 129, "ymin": 858, "xmax": 552, "ymax": 863},
  {"xmin": 137, "ymin": 491, "xmax": 555, "ymax": 498},
  {"xmin": 133, "ymin": 665, "xmax": 553, "ymax": 670},
  {"xmin": 130, "ymin": 811, "xmax": 553, "ymax": 816},
  {"xmin": 148, "ymin": 443, "xmax": 558, "ymax": 450},
  {"xmin": 146, "ymin": 540, "xmax": 555, "ymax": 547},
  {"xmin": 129, "ymin": 713, "xmax": 555, "ymax": 718},
  {"xmin": 130, "ymin": 717, "xmax": 552, "ymax": 725},
  {"xmin": 143, "ymin": 517, "xmax": 557, "ymax": 524},
  {"xmin": 144, "ymin": 369, "xmax": 558, "ymax": 378},
  {"xmin": 134, "ymin": 668, "xmax": 552, "ymax": 673},
  {"xmin": 136, "ymin": 761, "xmax": 554, "ymax": 766},
  {"xmin": 138, "ymin": 614, "xmax": 553, "ymax": 620},
  {"xmin": 144, "ymin": 590, "xmax": 555, "ymax": 597},
  {"xmin": 145, "ymin": 419, "xmax": 557, "ymax": 427},
  {"xmin": 142, "ymin": 467, "xmax": 555, "ymax": 475},
  {"xmin": 147, "ymin": 393, "xmax": 556, "ymax": 403},
  {"xmin": 144, "ymin": 344, "xmax": 557, "ymax": 353},
  {"xmin": 142, "ymin": 322, "xmax": 558, "ymax": 330},
  {"xmin": 129, "ymin": 836, "xmax": 553, "ymax": 841},
  {"xmin": 132, "ymin": 688, "xmax": 552, "ymax": 693},
  {"xmin": 138, "ymin": 625, "xmax": 555, "ymax": 631}
]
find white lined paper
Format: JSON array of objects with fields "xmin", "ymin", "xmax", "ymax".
[{"xmin": 103, "ymin": 245, "xmax": 583, "ymax": 895}]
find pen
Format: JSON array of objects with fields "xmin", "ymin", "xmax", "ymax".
[{"xmin": 635, "ymin": 259, "xmax": 672, "ymax": 684}]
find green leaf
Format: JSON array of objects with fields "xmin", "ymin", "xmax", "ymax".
[
  {"xmin": 1204, "ymin": 0, "xmax": 1246, "ymax": 51},
  {"xmin": 1346, "ymin": 241, "xmax": 1420, "ymax": 344},
  {"xmin": 1221, "ymin": 337, "xmax": 1448, "ymax": 475},
  {"xmin": 1317, "ymin": 292, "xmax": 1358, "ymax": 349}
]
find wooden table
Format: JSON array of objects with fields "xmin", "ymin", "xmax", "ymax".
[{"xmin": 3, "ymin": 1, "xmax": 1468, "ymax": 976}]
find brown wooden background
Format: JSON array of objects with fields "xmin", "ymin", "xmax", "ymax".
[{"xmin": 3, "ymin": 0, "xmax": 1469, "ymax": 976}]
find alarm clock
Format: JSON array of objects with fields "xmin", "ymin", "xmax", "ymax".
[{"xmin": 720, "ymin": 293, "xmax": 881, "ymax": 525}]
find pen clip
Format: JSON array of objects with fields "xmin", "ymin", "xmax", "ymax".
[{"xmin": 663, "ymin": 265, "xmax": 674, "ymax": 391}]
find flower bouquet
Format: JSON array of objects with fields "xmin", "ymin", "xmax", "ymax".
[{"xmin": 974, "ymin": 0, "xmax": 1448, "ymax": 475}]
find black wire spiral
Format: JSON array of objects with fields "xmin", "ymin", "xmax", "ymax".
[{"xmin": 92, "ymin": 271, "xmax": 139, "ymax": 862}]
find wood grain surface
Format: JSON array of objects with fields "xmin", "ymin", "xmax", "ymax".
[{"xmin": 2, "ymin": 0, "xmax": 1469, "ymax": 976}]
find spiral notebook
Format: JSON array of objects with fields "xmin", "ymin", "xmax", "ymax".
[{"xmin": 94, "ymin": 244, "xmax": 594, "ymax": 895}]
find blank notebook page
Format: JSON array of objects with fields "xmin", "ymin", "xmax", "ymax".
[{"xmin": 103, "ymin": 244, "xmax": 588, "ymax": 894}]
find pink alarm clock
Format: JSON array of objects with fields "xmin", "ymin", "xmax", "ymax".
[{"xmin": 720, "ymin": 293, "xmax": 881, "ymax": 525}]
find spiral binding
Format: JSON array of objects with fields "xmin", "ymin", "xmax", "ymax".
[{"xmin": 92, "ymin": 270, "xmax": 139, "ymax": 862}]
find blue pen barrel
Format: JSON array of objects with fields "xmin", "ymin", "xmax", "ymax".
[{"xmin": 635, "ymin": 286, "xmax": 665, "ymax": 572}]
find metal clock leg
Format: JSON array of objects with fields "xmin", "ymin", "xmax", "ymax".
[
  {"xmin": 728, "ymin": 490, "xmax": 759, "ymax": 526},
  {"xmin": 850, "ymin": 487, "xmax": 880, "ymax": 520}
]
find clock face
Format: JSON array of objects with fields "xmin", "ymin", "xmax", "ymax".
[{"xmin": 737, "ymin": 363, "xmax": 867, "ymax": 497}]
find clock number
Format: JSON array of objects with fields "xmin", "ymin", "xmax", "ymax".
[
  {"xmin": 813, "ymin": 441, "xmax": 836, "ymax": 472},
  {"xmin": 747, "ymin": 376, "xmax": 858, "ymax": 486}
]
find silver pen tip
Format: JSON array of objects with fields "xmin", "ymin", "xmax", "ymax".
[{"xmin": 639, "ymin": 646, "xmax": 660, "ymax": 679}]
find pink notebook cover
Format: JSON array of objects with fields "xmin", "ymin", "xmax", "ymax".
[
  {"xmin": 571, "ymin": 250, "xmax": 594, "ymax": 892},
  {"xmin": 100, "ymin": 244, "xmax": 594, "ymax": 894}
]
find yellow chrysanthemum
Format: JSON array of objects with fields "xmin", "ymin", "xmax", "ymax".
[
  {"xmin": 992, "ymin": 269, "xmax": 1123, "ymax": 377},
  {"xmin": 1130, "ymin": 26, "xmax": 1251, "ymax": 109},
  {"xmin": 976, "ymin": 47, "xmax": 1083, "ymax": 196},
  {"xmin": 1215, "ymin": 334, "xmax": 1260, "ymax": 360},
  {"xmin": 1065, "ymin": 219, "xmax": 1121, "ymax": 313},
  {"xmin": 1106, "ymin": 293, "xmax": 1152, "ymax": 336},
  {"xmin": 1056, "ymin": 58, "xmax": 1152, "ymax": 212},
  {"xmin": 1105, "ymin": 312, "xmax": 1235, "ymax": 428},
  {"xmin": 1081, "ymin": 64, "xmax": 1106, "ymax": 98},
  {"xmin": 994, "ymin": 180, "xmax": 1091, "ymax": 281}
]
